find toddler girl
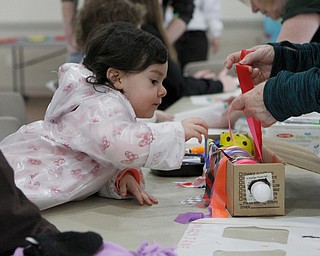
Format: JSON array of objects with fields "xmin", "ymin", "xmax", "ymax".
[{"xmin": 0, "ymin": 22, "xmax": 208, "ymax": 210}]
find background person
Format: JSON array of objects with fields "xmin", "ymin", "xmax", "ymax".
[
  {"xmin": 240, "ymin": 0, "xmax": 320, "ymax": 43},
  {"xmin": 168, "ymin": 0, "xmax": 224, "ymax": 69},
  {"xmin": 162, "ymin": 0, "xmax": 195, "ymax": 44},
  {"xmin": 61, "ymin": 0, "xmax": 86, "ymax": 63}
]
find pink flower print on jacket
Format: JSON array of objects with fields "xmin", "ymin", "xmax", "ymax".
[
  {"xmin": 113, "ymin": 127, "xmax": 123, "ymax": 136},
  {"xmin": 151, "ymin": 152, "xmax": 163, "ymax": 165},
  {"xmin": 30, "ymin": 171, "xmax": 39, "ymax": 179},
  {"xmin": 27, "ymin": 180, "xmax": 40, "ymax": 189},
  {"xmin": 75, "ymin": 153, "xmax": 86, "ymax": 161},
  {"xmin": 51, "ymin": 186, "xmax": 62, "ymax": 194},
  {"xmin": 26, "ymin": 172, "xmax": 40, "ymax": 189},
  {"xmin": 137, "ymin": 132, "xmax": 154, "ymax": 147},
  {"xmin": 63, "ymin": 83, "xmax": 73, "ymax": 92},
  {"xmin": 100, "ymin": 136, "xmax": 110, "ymax": 152},
  {"xmin": 28, "ymin": 144, "xmax": 40, "ymax": 151},
  {"xmin": 54, "ymin": 158, "xmax": 65, "ymax": 166},
  {"xmin": 71, "ymin": 169, "xmax": 84, "ymax": 179},
  {"xmin": 90, "ymin": 165, "xmax": 100, "ymax": 176},
  {"xmin": 48, "ymin": 167, "xmax": 63, "ymax": 178},
  {"xmin": 28, "ymin": 158, "xmax": 42, "ymax": 165},
  {"xmin": 121, "ymin": 151, "xmax": 138, "ymax": 165},
  {"xmin": 61, "ymin": 142, "xmax": 71, "ymax": 149}
]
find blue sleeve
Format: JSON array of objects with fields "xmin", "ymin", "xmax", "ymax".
[
  {"xmin": 269, "ymin": 41, "xmax": 320, "ymax": 76},
  {"xmin": 264, "ymin": 67, "xmax": 320, "ymax": 121}
]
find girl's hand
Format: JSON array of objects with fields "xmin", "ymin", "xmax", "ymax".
[
  {"xmin": 181, "ymin": 118, "xmax": 208, "ymax": 143},
  {"xmin": 119, "ymin": 174, "xmax": 158, "ymax": 206}
]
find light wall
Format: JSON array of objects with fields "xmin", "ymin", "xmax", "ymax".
[
  {"xmin": 0, "ymin": 0, "xmax": 264, "ymax": 97},
  {"xmin": 0, "ymin": 0, "xmax": 261, "ymax": 24}
]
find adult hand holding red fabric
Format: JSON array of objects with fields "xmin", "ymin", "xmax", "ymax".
[
  {"xmin": 235, "ymin": 49, "xmax": 263, "ymax": 161},
  {"xmin": 231, "ymin": 83, "xmax": 277, "ymax": 127},
  {"xmin": 224, "ymin": 44, "xmax": 275, "ymax": 85}
]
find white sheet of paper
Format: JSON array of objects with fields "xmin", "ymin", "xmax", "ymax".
[
  {"xmin": 190, "ymin": 89, "xmax": 241, "ymax": 106},
  {"xmin": 174, "ymin": 102, "xmax": 227, "ymax": 122},
  {"xmin": 177, "ymin": 217, "xmax": 320, "ymax": 256}
]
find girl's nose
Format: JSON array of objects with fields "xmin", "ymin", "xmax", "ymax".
[{"xmin": 159, "ymin": 84, "xmax": 167, "ymax": 97}]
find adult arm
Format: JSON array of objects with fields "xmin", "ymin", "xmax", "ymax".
[
  {"xmin": 278, "ymin": 0, "xmax": 320, "ymax": 43},
  {"xmin": 61, "ymin": 0, "xmax": 78, "ymax": 54},
  {"xmin": 277, "ymin": 13, "xmax": 320, "ymax": 43},
  {"xmin": 264, "ymin": 67, "xmax": 320, "ymax": 121},
  {"xmin": 182, "ymin": 76, "xmax": 223, "ymax": 96},
  {"xmin": 68, "ymin": 97, "xmax": 186, "ymax": 171},
  {"xmin": 164, "ymin": 0, "xmax": 195, "ymax": 43},
  {"xmin": 270, "ymin": 41, "xmax": 320, "ymax": 76},
  {"xmin": 204, "ymin": 0, "xmax": 223, "ymax": 53},
  {"xmin": 160, "ymin": 56, "xmax": 223, "ymax": 109}
]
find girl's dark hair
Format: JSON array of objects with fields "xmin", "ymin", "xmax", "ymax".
[{"xmin": 83, "ymin": 22, "xmax": 168, "ymax": 88}]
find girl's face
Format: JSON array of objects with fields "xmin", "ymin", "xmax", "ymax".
[
  {"xmin": 117, "ymin": 62, "xmax": 168, "ymax": 118},
  {"xmin": 249, "ymin": 0, "xmax": 285, "ymax": 20}
]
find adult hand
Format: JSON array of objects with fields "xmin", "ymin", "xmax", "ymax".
[
  {"xmin": 231, "ymin": 83, "xmax": 277, "ymax": 127},
  {"xmin": 181, "ymin": 118, "xmax": 208, "ymax": 143},
  {"xmin": 224, "ymin": 44, "xmax": 275, "ymax": 85},
  {"xmin": 119, "ymin": 174, "xmax": 158, "ymax": 206}
]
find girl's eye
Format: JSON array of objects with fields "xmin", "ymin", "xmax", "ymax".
[{"xmin": 151, "ymin": 80, "xmax": 158, "ymax": 85}]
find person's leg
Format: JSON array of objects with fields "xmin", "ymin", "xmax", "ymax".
[{"xmin": 0, "ymin": 151, "xmax": 59, "ymax": 255}]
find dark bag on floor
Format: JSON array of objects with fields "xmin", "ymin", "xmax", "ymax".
[
  {"xmin": 23, "ymin": 231, "xmax": 103, "ymax": 256},
  {"xmin": 0, "ymin": 151, "xmax": 59, "ymax": 256}
]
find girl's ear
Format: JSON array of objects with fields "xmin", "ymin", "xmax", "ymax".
[{"xmin": 106, "ymin": 68, "xmax": 124, "ymax": 90}]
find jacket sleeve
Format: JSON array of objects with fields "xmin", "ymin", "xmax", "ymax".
[
  {"xmin": 182, "ymin": 76, "xmax": 223, "ymax": 96},
  {"xmin": 64, "ymin": 95, "xmax": 185, "ymax": 171},
  {"xmin": 264, "ymin": 67, "xmax": 320, "ymax": 121},
  {"xmin": 270, "ymin": 41, "xmax": 320, "ymax": 77},
  {"xmin": 160, "ymin": 57, "xmax": 223, "ymax": 110}
]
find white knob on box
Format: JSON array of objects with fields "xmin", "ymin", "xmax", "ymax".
[{"xmin": 250, "ymin": 181, "xmax": 272, "ymax": 203}]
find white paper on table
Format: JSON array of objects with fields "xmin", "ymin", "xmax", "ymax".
[
  {"xmin": 177, "ymin": 217, "xmax": 320, "ymax": 256},
  {"xmin": 174, "ymin": 102, "xmax": 228, "ymax": 127},
  {"xmin": 190, "ymin": 89, "xmax": 241, "ymax": 106}
]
